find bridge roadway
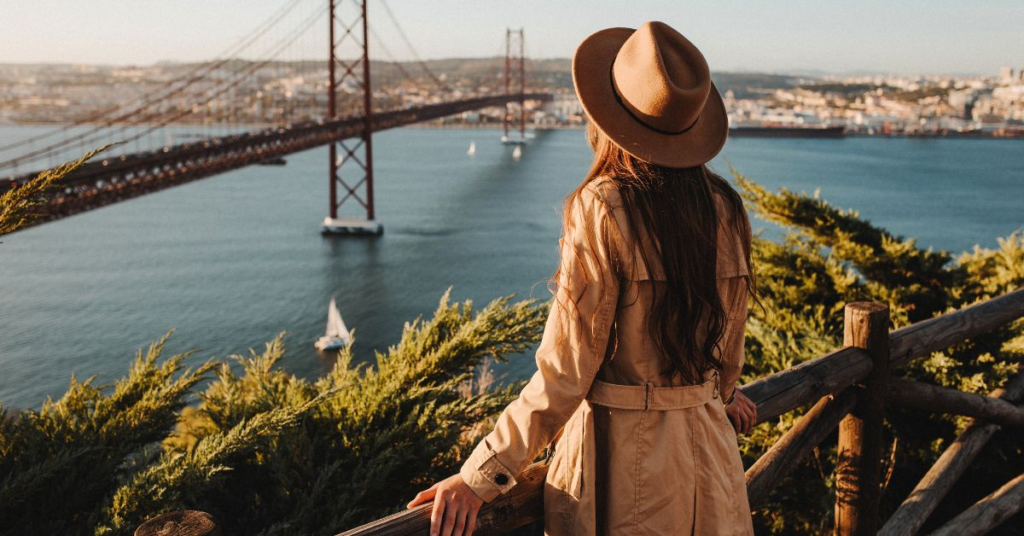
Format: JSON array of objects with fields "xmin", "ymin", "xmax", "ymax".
[{"xmin": 2, "ymin": 93, "xmax": 551, "ymax": 227}]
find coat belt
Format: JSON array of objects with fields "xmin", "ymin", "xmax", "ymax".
[{"xmin": 586, "ymin": 376, "xmax": 718, "ymax": 411}]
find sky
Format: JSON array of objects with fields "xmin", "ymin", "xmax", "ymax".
[{"xmin": 2, "ymin": 0, "xmax": 1022, "ymax": 76}]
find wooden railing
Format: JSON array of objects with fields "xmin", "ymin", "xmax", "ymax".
[{"xmin": 138, "ymin": 288, "xmax": 1024, "ymax": 536}]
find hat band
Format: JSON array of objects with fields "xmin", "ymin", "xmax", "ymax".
[{"xmin": 609, "ymin": 63, "xmax": 700, "ymax": 136}]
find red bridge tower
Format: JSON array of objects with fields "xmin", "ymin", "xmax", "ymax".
[
  {"xmin": 323, "ymin": 0, "xmax": 381, "ymax": 235},
  {"xmin": 502, "ymin": 28, "xmax": 527, "ymax": 145}
]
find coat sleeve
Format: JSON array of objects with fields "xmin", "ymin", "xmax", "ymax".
[
  {"xmin": 459, "ymin": 183, "xmax": 623, "ymax": 502},
  {"xmin": 718, "ymin": 275, "xmax": 749, "ymax": 400},
  {"xmin": 715, "ymin": 198, "xmax": 752, "ymax": 400}
]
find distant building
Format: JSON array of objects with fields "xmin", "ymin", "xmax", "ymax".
[
  {"xmin": 948, "ymin": 90, "xmax": 976, "ymax": 119},
  {"xmin": 547, "ymin": 93, "xmax": 583, "ymax": 122},
  {"xmin": 999, "ymin": 66, "xmax": 1015, "ymax": 84}
]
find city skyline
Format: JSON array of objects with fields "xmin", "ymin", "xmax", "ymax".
[{"xmin": 2, "ymin": 0, "xmax": 1022, "ymax": 76}]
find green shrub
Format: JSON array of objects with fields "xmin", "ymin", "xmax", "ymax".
[
  {"xmin": 733, "ymin": 169, "xmax": 1024, "ymax": 534},
  {"xmin": 0, "ymin": 291, "xmax": 546, "ymax": 535}
]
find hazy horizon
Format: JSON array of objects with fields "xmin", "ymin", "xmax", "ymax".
[
  {"xmin": 2, "ymin": 1, "xmax": 1021, "ymax": 77},
  {"xmin": 0, "ymin": 58, "xmax": 1004, "ymax": 80}
]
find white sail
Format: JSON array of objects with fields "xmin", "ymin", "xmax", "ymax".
[
  {"xmin": 467, "ymin": 141, "xmax": 476, "ymax": 156},
  {"xmin": 336, "ymin": 314, "xmax": 350, "ymax": 343},
  {"xmin": 325, "ymin": 298, "xmax": 349, "ymax": 340}
]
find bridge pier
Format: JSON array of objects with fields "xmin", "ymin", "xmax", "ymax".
[{"xmin": 321, "ymin": 217, "xmax": 383, "ymax": 236}]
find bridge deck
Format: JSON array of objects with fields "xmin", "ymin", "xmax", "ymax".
[{"xmin": 2, "ymin": 93, "xmax": 551, "ymax": 228}]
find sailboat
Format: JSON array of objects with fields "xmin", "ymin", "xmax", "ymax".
[
  {"xmin": 467, "ymin": 140, "xmax": 476, "ymax": 156},
  {"xmin": 512, "ymin": 145, "xmax": 522, "ymax": 160},
  {"xmin": 315, "ymin": 298, "xmax": 351, "ymax": 351}
]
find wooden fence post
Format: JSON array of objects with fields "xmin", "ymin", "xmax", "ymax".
[
  {"xmin": 745, "ymin": 390, "xmax": 858, "ymax": 507},
  {"xmin": 834, "ymin": 302, "xmax": 889, "ymax": 536}
]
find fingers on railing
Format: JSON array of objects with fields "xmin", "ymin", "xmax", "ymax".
[{"xmin": 335, "ymin": 461, "xmax": 549, "ymax": 536}]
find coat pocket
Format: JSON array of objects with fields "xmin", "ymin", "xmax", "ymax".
[{"xmin": 566, "ymin": 402, "xmax": 594, "ymax": 500}]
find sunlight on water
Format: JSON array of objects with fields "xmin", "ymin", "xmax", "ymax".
[{"xmin": 0, "ymin": 127, "xmax": 1021, "ymax": 407}]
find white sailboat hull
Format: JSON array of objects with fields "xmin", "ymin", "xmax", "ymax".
[
  {"xmin": 501, "ymin": 132, "xmax": 532, "ymax": 145},
  {"xmin": 315, "ymin": 336, "xmax": 349, "ymax": 352}
]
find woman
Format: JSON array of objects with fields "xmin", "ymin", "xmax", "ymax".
[{"xmin": 408, "ymin": 21, "xmax": 758, "ymax": 536}]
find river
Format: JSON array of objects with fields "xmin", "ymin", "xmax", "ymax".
[{"xmin": 0, "ymin": 127, "xmax": 1021, "ymax": 408}]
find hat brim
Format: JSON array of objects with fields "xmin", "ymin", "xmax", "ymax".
[{"xmin": 572, "ymin": 27, "xmax": 728, "ymax": 168}]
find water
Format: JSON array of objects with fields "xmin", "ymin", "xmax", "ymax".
[{"xmin": 0, "ymin": 127, "xmax": 1021, "ymax": 408}]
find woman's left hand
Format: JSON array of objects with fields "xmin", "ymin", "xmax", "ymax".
[
  {"xmin": 407, "ymin": 473, "xmax": 484, "ymax": 536},
  {"xmin": 725, "ymin": 388, "xmax": 758, "ymax": 434}
]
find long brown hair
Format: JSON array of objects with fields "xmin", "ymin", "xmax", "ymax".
[{"xmin": 552, "ymin": 122, "xmax": 756, "ymax": 384}]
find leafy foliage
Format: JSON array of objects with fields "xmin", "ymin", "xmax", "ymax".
[
  {"xmin": 0, "ymin": 333, "xmax": 214, "ymax": 534},
  {"xmin": 733, "ymin": 169, "xmax": 1024, "ymax": 534},
  {"xmin": 0, "ymin": 290, "xmax": 546, "ymax": 535},
  {"xmin": 0, "ymin": 146, "xmax": 108, "ymax": 237}
]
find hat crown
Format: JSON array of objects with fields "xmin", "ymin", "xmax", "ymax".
[{"xmin": 611, "ymin": 21, "xmax": 711, "ymax": 134}]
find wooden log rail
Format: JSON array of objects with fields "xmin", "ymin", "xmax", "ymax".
[
  {"xmin": 877, "ymin": 372, "xmax": 1024, "ymax": 536},
  {"xmin": 140, "ymin": 287, "xmax": 1024, "ymax": 536}
]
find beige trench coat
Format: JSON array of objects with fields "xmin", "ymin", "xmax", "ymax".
[{"xmin": 460, "ymin": 176, "xmax": 754, "ymax": 535}]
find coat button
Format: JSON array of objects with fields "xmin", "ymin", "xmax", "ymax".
[{"xmin": 494, "ymin": 473, "xmax": 509, "ymax": 485}]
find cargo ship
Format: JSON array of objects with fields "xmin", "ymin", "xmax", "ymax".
[{"xmin": 729, "ymin": 125, "xmax": 846, "ymax": 138}]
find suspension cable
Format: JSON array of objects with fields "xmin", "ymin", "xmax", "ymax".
[
  {"xmin": 99, "ymin": 7, "xmax": 326, "ymax": 153},
  {"xmin": 369, "ymin": 28, "xmax": 422, "ymax": 89},
  {"xmin": 0, "ymin": 1, "xmax": 324, "ymax": 171},
  {"xmin": 0, "ymin": 0, "xmax": 306, "ymax": 156},
  {"xmin": 378, "ymin": 0, "xmax": 451, "ymax": 92}
]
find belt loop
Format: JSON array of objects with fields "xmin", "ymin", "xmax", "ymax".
[{"xmin": 643, "ymin": 382, "xmax": 652, "ymax": 411}]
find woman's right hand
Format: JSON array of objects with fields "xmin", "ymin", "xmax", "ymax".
[
  {"xmin": 725, "ymin": 389, "xmax": 757, "ymax": 433},
  {"xmin": 407, "ymin": 473, "xmax": 483, "ymax": 536}
]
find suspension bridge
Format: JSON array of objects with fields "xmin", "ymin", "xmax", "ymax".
[{"xmin": 0, "ymin": 0, "xmax": 552, "ymax": 235}]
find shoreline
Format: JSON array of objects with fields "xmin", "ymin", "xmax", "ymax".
[{"xmin": 2, "ymin": 121, "xmax": 1022, "ymax": 140}]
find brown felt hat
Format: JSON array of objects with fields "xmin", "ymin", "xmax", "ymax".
[{"xmin": 573, "ymin": 21, "xmax": 728, "ymax": 168}]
